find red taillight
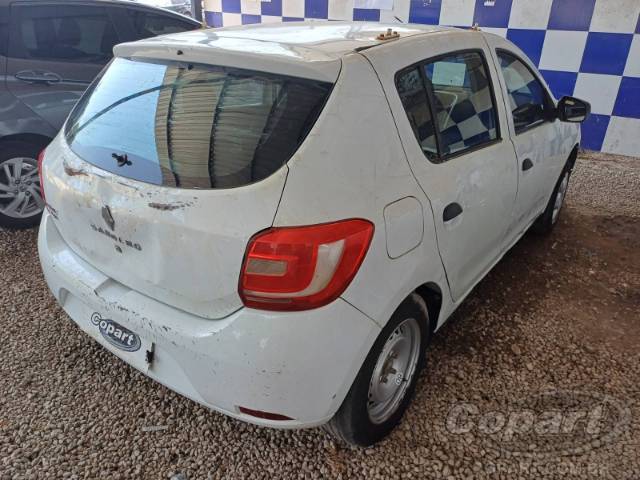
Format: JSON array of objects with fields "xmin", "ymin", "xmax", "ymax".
[
  {"xmin": 239, "ymin": 219, "xmax": 374, "ymax": 311},
  {"xmin": 237, "ymin": 406, "xmax": 293, "ymax": 421},
  {"xmin": 37, "ymin": 149, "xmax": 46, "ymax": 203}
]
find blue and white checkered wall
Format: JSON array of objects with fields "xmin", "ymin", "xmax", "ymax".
[{"xmin": 203, "ymin": 0, "xmax": 640, "ymax": 157}]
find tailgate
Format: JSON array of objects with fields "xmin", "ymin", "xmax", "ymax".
[{"xmin": 42, "ymin": 135, "xmax": 287, "ymax": 319}]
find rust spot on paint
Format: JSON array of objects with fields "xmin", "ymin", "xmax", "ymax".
[{"xmin": 63, "ymin": 163, "xmax": 88, "ymax": 177}]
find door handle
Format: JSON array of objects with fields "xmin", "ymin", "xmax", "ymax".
[
  {"xmin": 15, "ymin": 70, "xmax": 62, "ymax": 85},
  {"xmin": 522, "ymin": 158, "xmax": 534, "ymax": 171},
  {"xmin": 443, "ymin": 202, "xmax": 463, "ymax": 222}
]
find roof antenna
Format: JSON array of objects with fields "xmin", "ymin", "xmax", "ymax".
[{"xmin": 394, "ymin": 15, "xmax": 404, "ymax": 23}]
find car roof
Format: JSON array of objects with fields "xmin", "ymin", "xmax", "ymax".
[{"xmin": 114, "ymin": 21, "xmax": 455, "ymax": 82}]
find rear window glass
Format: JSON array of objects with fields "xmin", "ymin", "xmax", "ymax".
[{"xmin": 65, "ymin": 57, "xmax": 332, "ymax": 188}]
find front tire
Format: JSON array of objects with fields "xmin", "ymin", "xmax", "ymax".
[
  {"xmin": 325, "ymin": 294, "xmax": 430, "ymax": 446},
  {"xmin": 531, "ymin": 166, "xmax": 571, "ymax": 235}
]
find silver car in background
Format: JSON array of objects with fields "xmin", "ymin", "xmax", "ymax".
[{"xmin": 0, "ymin": 0, "xmax": 199, "ymax": 229}]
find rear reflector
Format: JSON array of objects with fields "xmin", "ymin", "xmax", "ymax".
[
  {"xmin": 37, "ymin": 149, "xmax": 46, "ymax": 203},
  {"xmin": 238, "ymin": 406, "xmax": 293, "ymax": 421},
  {"xmin": 239, "ymin": 219, "xmax": 374, "ymax": 311}
]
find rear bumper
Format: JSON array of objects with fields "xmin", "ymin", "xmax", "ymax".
[{"xmin": 38, "ymin": 212, "xmax": 380, "ymax": 428}]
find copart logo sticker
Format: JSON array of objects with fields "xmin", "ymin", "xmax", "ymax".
[{"xmin": 91, "ymin": 313, "xmax": 141, "ymax": 352}]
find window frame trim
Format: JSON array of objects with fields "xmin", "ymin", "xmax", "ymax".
[
  {"xmin": 495, "ymin": 48, "xmax": 557, "ymax": 136},
  {"xmin": 394, "ymin": 48, "xmax": 503, "ymax": 164}
]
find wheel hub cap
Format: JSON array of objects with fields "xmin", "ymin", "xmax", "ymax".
[{"xmin": 367, "ymin": 317, "xmax": 421, "ymax": 425}]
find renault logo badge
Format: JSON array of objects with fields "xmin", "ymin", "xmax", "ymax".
[{"xmin": 102, "ymin": 205, "xmax": 115, "ymax": 231}]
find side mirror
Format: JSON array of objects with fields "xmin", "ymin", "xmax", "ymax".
[{"xmin": 557, "ymin": 96, "xmax": 590, "ymax": 123}]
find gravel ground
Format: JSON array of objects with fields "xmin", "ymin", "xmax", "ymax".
[{"xmin": 1, "ymin": 152, "xmax": 639, "ymax": 480}]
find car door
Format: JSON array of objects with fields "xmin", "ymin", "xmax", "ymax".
[
  {"xmin": 485, "ymin": 38, "xmax": 568, "ymax": 234},
  {"xmin": 5, "ymin": 2, "xmax": 121, "ymax": 131},
  {"xmin": 364, "ymin": 33, "xmax": 519, "ymax": 302}
]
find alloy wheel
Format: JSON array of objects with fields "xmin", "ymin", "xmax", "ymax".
[{"xmin": 0, "ymin": 157, "xmax": 44, "ymax": 219}]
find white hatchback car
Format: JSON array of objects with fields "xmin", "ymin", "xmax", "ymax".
[{"xmin": 38, "ymin": 22, "xmax": 589, "ymax": 446}]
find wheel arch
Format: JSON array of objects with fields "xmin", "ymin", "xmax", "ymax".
[
  {"xmin": 414, "ymin": 282, "xmax": 443, "ymax": 334},
  {"xmin": 567, "ymin": 144, "xmax": 579, "ymax": 172},
  {"xmin": 0, "ymin": 133, "xmax": 53, "ymax": 152}
]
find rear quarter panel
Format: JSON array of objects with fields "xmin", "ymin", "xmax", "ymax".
[{"xmin": 273, "ymin": 52, "xmax": 449, "ymax": 330}]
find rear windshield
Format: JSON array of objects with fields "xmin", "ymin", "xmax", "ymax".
[{"xmin": 65, "ymin": 57, "xmax": 332, "ymax": 188}]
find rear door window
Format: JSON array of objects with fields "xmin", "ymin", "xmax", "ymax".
[
  {"xmin": 395, "ymin": 50, "xmax": 499, "ymax": 162},
  {"xmin": 423, "ymin": 52, "xmax": 498, "ymax": 156},
  {"xmin": 65, "ymin": 58, "xmax": 333, "ymax": 189},
  {"xmin": 9, "ymin": 4, "xmax": 118, "ymax": 64},
  {"xmin": 396, "ymin": 67, "xmax": 438, "ymax": 161}
]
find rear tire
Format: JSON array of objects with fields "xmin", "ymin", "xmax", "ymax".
[
  {"xmin": 530, "ymin": 166, "xmax": 571, "ymax": 235},
  {"xmin": 0, "ymin": 140, "xmax": 47, "ymax": 230},
  {"xmin": 325, "ymin": 293, "xmax": 430, "ymax": 446}
]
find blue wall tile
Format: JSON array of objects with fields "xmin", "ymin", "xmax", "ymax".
[
  {"xmin": 547, "ymin": 0, "xmax": 596, "ymax": 31},
  {"xmin": 205, "ymin": 0, "xmax": 640, "ymax": 156},
  {"xmin": 613, "ymin": 77, "xmax": 640, "ymax": 119},
  {"xmin": 580, "ymin": 33, "xmax": 633, "ymax": 76},
  {"xmin": 580, "ymin": 114, "xmax": 610, "ymax": 151},
  {"xmin": 305, "ymin": 0, "xmax": 328, "ymax": 18},
  {"xmin": 353, "ymin": 8, "xmax": 380, "ymax": 21},
  {"xmin": 205, "ymin": 11, "xmax": 223, "ymax": 27},
  {"xmin": 241, "ymin": 14, "xmax": 261, "ymax": 24},
  {"xmin": 473, "ymin": 0, "xmax": 513, "ymax": 28},
  {"xmin": 539, "ymin": 70, "xmax": 578, "ymax": 98},
  {"xmin": 409, "ymin": 0, "xmax": 442, "ymax": 25},
  {"xmin": 506, "ymin": 29, "xmax": 546, "ymax": 66},
  {"xmin": 221, "ymin": 0, "xmax": 241, "ymax": 13},
  {"xmin": 261, "ymin": 0, "xmax": 282, "ymax": 17}
]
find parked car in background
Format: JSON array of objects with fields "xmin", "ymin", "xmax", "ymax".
[
  {"xmin": 0, "ymin": 0, "xmax": 200, "ymax": 229},
  {"xmin": 38, "ymin": 22, "xmax": 589, "ymax": 446},
  {"xmin": 131, "ymin": 0, "xmax": 193, "ymax": 17}
]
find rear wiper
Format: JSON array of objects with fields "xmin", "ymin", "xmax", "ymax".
[{"xmin": 112, "ymin": 152, "xmax": 131, "ymax": 167}]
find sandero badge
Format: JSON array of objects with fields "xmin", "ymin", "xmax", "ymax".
[{"xmin": 91, "ymin": 313, "xmax": 142, "ymax": 352}]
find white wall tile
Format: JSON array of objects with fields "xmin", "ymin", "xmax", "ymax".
[
  {"xmin": 282, "ymin": 0, "xmax": 305, "ymax": 17},
  {"xmin": 439, "ymin": 0, "xmax": 475, "ymax": 27},
  {"xmin": 538, "ymin": 31, "xmax": 588, "ymax": 72},
  {"xmin": 204, "ymin": 0, "xmax": 222, "ymax": 12},
  {"xmin": 261, "ymin": 15, "xmax": 284, "ymax": 22},
  {"xmin": 379, "ymin": 0, "xmax": 410, "ymax": 23},
  {"xmin": 573, "ymin": 73, "xmax": 622, "ymax": 115},
  {"xmin": 482, "ymin": 27, "xmax": 508, "ymax": 37},
  {"xmin": 329, "ymin": 0, "xmax": 354, "ymax": 20},
  {"xmin": 602, "ymin": 117, "xmax": 640, "ymax": 157},
  {"xmin": 623, "ymin": 35, "xmax": 640, "ymax": 77},
  {"xmin": 508, "ymin": 0, "xmax": 553, "ymax": 29},
  {"xmin": 222, "ymin": 12, "xmax": 242, "ymax": 25},
  {"xmin": 589, "ymin": 0, "xmax": 640, "ymax": 33},
  {"xmin": 240, "ymin": 0, "xmax": 261, "ymax": 15}
]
